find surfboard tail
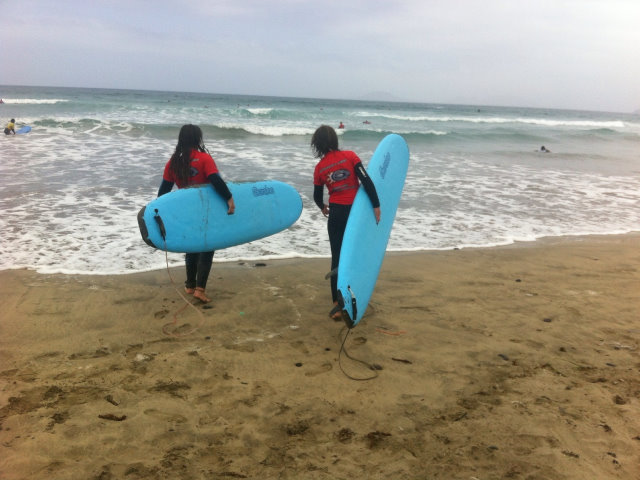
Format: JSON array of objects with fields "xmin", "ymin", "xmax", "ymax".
[{"xmin": 337, "ymin": 287, "xmax": 357, "ymax": 329}]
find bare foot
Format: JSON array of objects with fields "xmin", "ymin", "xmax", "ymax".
[
  {"xmin": 193, "ymin": 287, "xmax": 211, "ymax": 303},
  {"xmin": 329, "ymin": 302, "xmax": 343, "ymax": 321},
  {"xmin": 185, "ymin": 287, "xmax": 195, "ymax": 295}
]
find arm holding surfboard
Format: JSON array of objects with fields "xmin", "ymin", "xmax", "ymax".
[
  {"xmin": 355, "ymin": 163, "xmax": 381, "ymax": 224},
  {"xmin": 158, "ymin": 173, "xmax": 235, "ymax": 215}
]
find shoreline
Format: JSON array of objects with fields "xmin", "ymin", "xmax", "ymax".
[
  {"xmin": 3, "ymin": 231, "xmax": 639, "ymax": 277},
  {"xmin": 1, "ymin": 233, "xmax": 639, "ymax": 479}
]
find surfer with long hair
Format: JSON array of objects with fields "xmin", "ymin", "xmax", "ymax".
[
  {"xmin": 158, "ymin": 124, "xmax": 235, "ymax": 303},
  {"xmin": 311, "ymin": 125, "xmax": 380, "ymax": 319}
]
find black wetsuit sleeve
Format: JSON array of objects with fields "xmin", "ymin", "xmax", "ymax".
[
  {"xmin": 355, "ymin": 162, "xmax": 380, "ymax": 208},
  {"xmin": 208, "ymin": 173, "xmax": 233, "ymax": 200},
  {"xmin": 313, "ymin": 184, "xmax": 324, "ymax": 210},
  {"xmin": 158, "ymin": 179, "xmax": 174, "ymax": 197}
]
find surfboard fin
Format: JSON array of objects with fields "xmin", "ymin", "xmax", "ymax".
[
  {"xmin": 347, "ymin": 286, "xmax": 357, "ymax": 328},
  {"xmin": 336, "ymin": 289, "xmax": 357, "ymax": 329},
  {"xmin": 153, "ymin": 209, "xmax": 167, "ymax": 241}
]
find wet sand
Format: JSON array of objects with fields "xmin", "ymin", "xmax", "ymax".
[{"xmin": 1, "ymin": 234, "xmax": 639, "ymax": 479}]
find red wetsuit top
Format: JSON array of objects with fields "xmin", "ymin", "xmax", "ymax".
[
  {"xmin": 163, "ymin": 149, "xmax": 220, "ymax": 188},
  {"xmin": 313, "ymin": 150, "xmax": 362, "ymax": 205}
]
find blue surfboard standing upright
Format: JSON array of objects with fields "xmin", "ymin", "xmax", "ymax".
[{"xmin": 336, "ymin": 134, "xmax": 410, "ymax": 328}]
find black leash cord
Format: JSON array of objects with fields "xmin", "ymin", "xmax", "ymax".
[{"xmin": 338, "ymin": 326, "xmax": 379, "ymax": 381}]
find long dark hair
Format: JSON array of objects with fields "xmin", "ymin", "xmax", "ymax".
[
  {"xmin": 311, "ymin": 125, "xmax": 339, "ymax": 158},
  {"xmin": 169, "ymin": 124, "xmax": 205, "ymax": 184}
]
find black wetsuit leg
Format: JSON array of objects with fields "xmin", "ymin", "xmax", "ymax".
[
  {"xmin": 185, "ymin": 251, "xmax": 215, "ymax": 290},
  {"xmin": 327, "ymin": 203, "xmax": 352, "ymax": 302}
]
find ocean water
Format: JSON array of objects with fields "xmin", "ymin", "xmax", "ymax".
[{"xmin": 1, "ymin": 85, "xmax": 639, "ymax": 275}]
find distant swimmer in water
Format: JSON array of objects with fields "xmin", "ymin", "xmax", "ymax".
[
  {"xmin": 363, "ymin": 120, "xmax": 371, "ymax": 124},
  {"xmin": 4, "ymin": 118, "xmax": 16, "ymax": 135},
  {"xmin": 540, "ymin": 145, "xmax": 551, "ymax": 153},
  {"xmin": 338, "ymin": 121, "xmax": 344, "ymax": 129}
]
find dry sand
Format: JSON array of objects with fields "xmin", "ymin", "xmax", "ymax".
[{"xmin": 1, "ymin": 234, "xmax": 639, "ymax": 479}]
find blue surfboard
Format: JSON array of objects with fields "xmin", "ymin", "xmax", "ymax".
[
  {"xmin": 138, "ymin": 180, "xmax": 302, "ymax": 253},
  {"xmin": 16, "ymin": 126, "xmax": 31, "ymax": 134},
  {"xmin": 336, "ymin": 134, "xmax": 410, "ymax": 328}
]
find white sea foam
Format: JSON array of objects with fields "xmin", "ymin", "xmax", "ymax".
[
  {"xmin": 1, "ymin": 98, "xmax": 70, "ymax": 104},
  {"xmin": 217, "ymin": 122, "xmax": 316, "ymax": 137},
  {"xmin": 368, "ymin": 128, "xmax": 449, "ymax": 136},
  {"xmin": 354, "ymin": 111, "xmax": 627, "ymax": 129},
  {"xmin": 246, "ymin": 108, "xmax": 273, "ymax": 115}
]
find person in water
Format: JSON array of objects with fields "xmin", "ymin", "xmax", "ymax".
[
  {"xmin": 4, "ymin": 118, "xmax": 15, "ymax": 135},
  {"xmin": 540, "ymin": 145, "xmax": 551, "ymax": 153},
  {"xmin": 338, "ymin": 121, "xmax": 344, "ymax": 129},
  {"xmin": 311, "ymin": 125, "xmax": 381, "ymax": 319},
  {"xmin": 158, "ymin": 124, "xmax": 235, "ymax": 303}
]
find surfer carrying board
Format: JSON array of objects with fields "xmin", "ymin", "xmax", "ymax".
[
  {"xmin": 311, "ymin": 125, "xmax": 381, "ymax": 320},
  {"xmin": 157, "ymin": 124, "xmax": 235, "ymax": 303}
]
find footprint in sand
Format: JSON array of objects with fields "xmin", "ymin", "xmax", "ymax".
[
  {"xmin": 143, "ymin": 408, "xmax": 188, "ymax": 423},
  {"xmin": 154, "ymin": 309, "xmax": 170, "ymax": 319},
  {"xmin": 67, "ymin": 347, "xmax": 110, "ymax": 360},
  {"xmin": 290, "ymin": 340, "xmax": 309, "ymax": 354},
  {"xmin": 304, "ymin": 362, "xmax": 333, "ymax": 377}
]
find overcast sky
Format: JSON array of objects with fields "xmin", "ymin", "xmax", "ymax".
[{"xmin": 1, "ymin": 0, "xmax": 639, "ymax": 112}]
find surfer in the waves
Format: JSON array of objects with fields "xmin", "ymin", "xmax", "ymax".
[
  {"xmin": 157, "ymin": 124, "xmax": 235, "ymax": 303},
  {"xmin": 311, "ymin": 125, "xmax": 381, "ymax": 320},
  {"xmin": 4, "ymin": 118, "xmax": 15, "ymax": 135}
]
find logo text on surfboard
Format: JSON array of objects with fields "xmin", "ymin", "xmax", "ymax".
[
  {"xmin": 252, "ymin": 185, "xmax": 275, "ymax": 197},
  {"xmin": 379, "ymin": 152, "xmax": 391, "ymax": 179}
]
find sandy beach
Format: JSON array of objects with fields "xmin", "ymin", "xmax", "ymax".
[{"xmin": 1, "ymin": 234, "xmax": 639, "ymax": 479}]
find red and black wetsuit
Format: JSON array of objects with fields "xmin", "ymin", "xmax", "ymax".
[
  {"xmin": 157, "ymin": 149, "xmax": 232, "ymax": 290},
  {"xmin": 313, "ymin": 150, "xmax": 380, "ymax": 302}
]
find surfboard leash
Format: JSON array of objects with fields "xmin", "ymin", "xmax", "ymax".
[
  {"xmin": 337, "ymin": 326, "xmax": 379, "ymax": 381},
  {"xmin": 155, "ymin": 210, "xmax": 207, "ymax": 337},
  {"xmin": 160, "ymin": 250, "xmax": 207, "ymax": 338}
]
